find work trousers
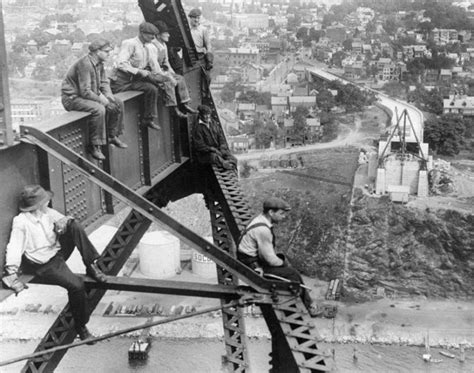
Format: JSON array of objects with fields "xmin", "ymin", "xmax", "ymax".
[
  {"xmin": 22, "ymin": 220, "xmax": 100, "ymax": 329},
  {"xmin": 111, "ymin": 71, "xmax": 159, "ymax": 122},
  {"xmin": 61, "ymin": 95, "xmax": 124, "ymax": 146},
  {"xmin": 158, "ymin": 74, "xmax": 190, "ymax": 107},
  {"xmin": 198, "ymin": 150, "xmax": 237, "ymax": 169},
  {"xmin": 262, "ymin": 262, "xmax": 313, "ymax": 310}
]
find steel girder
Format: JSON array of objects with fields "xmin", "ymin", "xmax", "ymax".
[{"xmin": 207, "ymin": 194, "xmax": 250, "ymax": 372}]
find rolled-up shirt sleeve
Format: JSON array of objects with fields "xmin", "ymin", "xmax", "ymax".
[{"xmin": 5, "ymin": 217, "xmax": 27, "ymax": 274}]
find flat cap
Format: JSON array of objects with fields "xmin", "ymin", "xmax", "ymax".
[
  {"xmin": 139, "ymin": 22, "xmax": 159, "ymax": 34},
  {"xmin": 188, "ymin": 8, "xmax": 202, "ymax": 17},
  {"xmin": 156, "ymin": 21, "xmax": 169, "ymax": 34},
  {"xmin": 198, "ymin": 104, "xmax": 212, "ymax": 115},
  {"xmin": 263, "ymin": 197, "xmax": 291, "ymax": 211},
  {"xmin": 88, "ymin": 38, "xmax": 112, "ymax": 52}
]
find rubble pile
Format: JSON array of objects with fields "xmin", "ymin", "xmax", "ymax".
[{"xmin": 429, "ymin": 159, "xmax": 455, "ymax": 195}]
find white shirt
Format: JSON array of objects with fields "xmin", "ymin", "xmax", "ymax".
[
  {"xmin": 5, "ymin": 207, "xmax": 65, "ymax": 273},
  {"xmin": 238, "ymin": 214, "xmax": 283, "ymax": 267},
  {"xmin": 190, "ymin": 25, "xmax": 211, "ymax": 53},
  {"xmin": 116, "ymin": 36, "xmax": 161, "ymax": 75}
]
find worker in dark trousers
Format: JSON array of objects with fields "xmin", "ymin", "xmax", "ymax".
[
  {"xmin": 237, "ymin": 197, "xmax": 321, "ymax": 317},
  {"xmin": 2, "ymin": 185, "xmax": 107, "ymax": 343},
  {"xmin": 192, "ymin": 105, "xmax": 237, "ymax": 171}
]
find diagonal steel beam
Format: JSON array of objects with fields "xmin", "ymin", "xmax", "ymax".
[{"xmin": 20, "ymin": 125, "xmax": 292, "ymax": 293}]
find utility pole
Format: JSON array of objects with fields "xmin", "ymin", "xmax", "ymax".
[{"xmin": 0, "ymin": 0, "xmax": 14, "ymax": 147}]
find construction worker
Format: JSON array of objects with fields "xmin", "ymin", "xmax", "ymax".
[
  {"xmin": 192, "ymin": 105, "xmax": 237, "ymax": 171},
  {"xmin": 237, "ymin": 197, "xmax": 321, "ymax": 317},
  {"xmin": 61, "ymin": 38, "xmax": 128, "ymax": 161},
  {"xmin": 2, "ymin": 185, "xmax": 107, "ymax": 343}
]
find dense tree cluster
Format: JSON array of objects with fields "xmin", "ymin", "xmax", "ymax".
[
  {"xmin": 424, "ymin": 114, "xmax": 466, "ymax": 156},
  {"xmin": 407, "ymin": 86, "xmax": 443, "ymax": 115}
]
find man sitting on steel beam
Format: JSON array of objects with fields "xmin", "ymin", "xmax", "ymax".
[
  {"xmin": 237, "ymin": 197, "xmax": 321, "ymax": 317},
  {"xmin": 192, "ymin": 104, "xmax": 237, "ymax": 171},
  {"xmin": 2, "ymin": 185, "xmax": 107, "ymax": 343},
  {"xmin": 111, "ymin": 22, "xmax": 162, "ymax": 131},
  {"xmin": 61, "ymin": 38, "xmax": 128, "ymax": 161},
  {"xmin": 150, "ymin": 21, "xmax": 198, "ymax": 118}
]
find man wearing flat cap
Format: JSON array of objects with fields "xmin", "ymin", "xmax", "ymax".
[
  {"xmin": 192, "ymin": 104, "xmax": 237, "ymax": 170},
  {"xmin": 61, "ymin": 38, "xmax": 127, "ymax": 161},
  {"xmin": 188, "ymin": 8, "xmax": 213, "ymax": 93},
  {"xmin": 237, "ymin": 197, "xmax": 321, "ymax": 317},
  {"xmin": 150, "ymin": 21, "xmax": 197, "ymax": 118},
  {"xmin": 3, "ymin": 185, "xmax": 107, "ymax": 343},
  {"xmin": 111, "ymin": 22, "xmax": 162, "ymax": 131},
  {"xmin": 188, "ymin": 8, "xmax": 211, "ymax": 55}
]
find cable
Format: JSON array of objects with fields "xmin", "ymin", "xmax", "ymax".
[{"xmin": 0, "ymin": 301, "xmax": 242, "ymax": 367}]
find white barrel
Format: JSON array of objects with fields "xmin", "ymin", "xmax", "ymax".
[
  {"xmin": 192, "ymin": 236, "xmax": 217, "ymax": 278},
  {"xmin": 138, "ymin": 231, "xmax": 180, "ymax": 278}
]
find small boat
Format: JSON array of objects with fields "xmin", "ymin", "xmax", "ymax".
[
  {"xmin": 128, "ymin": 339, "xmax": 151, "ymax": 360},
  {"xmin": 439, "ymin": 351, "xmax": 455, "ymax": 359}
]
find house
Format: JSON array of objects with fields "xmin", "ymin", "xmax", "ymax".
[
  {"xmin": 306, "ymin": 117, "xmax": 321, "ymax": 139},
  {"xmin": 413, "ymin": 45, "xmax": 427, "ymax": 58},
  {"xmin": 71, "ymin": 42, "xmax": 87, "ymax": 55},
  {"xmin": 439, "ymin": 69, "xmax": 452, "ymax": 84},
  {"xmin": 236, "ymin": 103, "xmax": 257, "ymax": 120},
  {"xmin": 216, "ymin": 47, "xmax": 261, "ymax": 65},
  {"xmin": 289, "ymin": 96, "xmax": 317, "ymax": 112},
  {"xmin": 443, "ymin": 95, "xmax": 474, "ymax": 116},
  {"xmin": 423, "ymin": 69, "xmax": 438, "ymax": 83},
  {"xmin": 430, "ymin": 28, "xmax": 458, "ymax": 45},
  {"xmin": 352, "ymin": 41, "xmax": 363, "ymax": 55},
  {"xmin": 344, "ymin": 61, "xmax": 364, "ymax": 80},
  {"xmin": 227, "ymin": 135, "xmax": 250, "ymax": 153},
  {"xmin": 377, "ymin": 58, "xmax": 403, "ymax": 81},
  {"xmin": 26, "ymin": 40, "xmax": 38, "ymax": 54},
  {"xmin": 380, "ymin": 43, "xmax": 393, "ymax": 58},
  {"xmin": 53, "ymin": 39, "xmax": 72, "ymax": 53},
  {"xmin": 271, "ymin": 96, "xmax": 289, "ymax": 115}
]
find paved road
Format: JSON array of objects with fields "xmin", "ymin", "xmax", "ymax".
[{"xmin": 306, "ymin": 66, "xmax": 425, "ymax": 144}]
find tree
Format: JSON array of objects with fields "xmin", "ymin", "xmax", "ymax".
[
  {"xmin": 320, "ymin": 112, "xmax": 338, "ymax": 141},
  {"xmin": 383, "ymin": 16, "xmax": 400, "ymax": 35},
  {"xmin": 342, "ymin": 38, "xmax": 353, "ymax": 52},
  {"xmin": 317, "ymin": 89, "xmax": 336, "ymax": 112},
  {"xmin": 296, "ymin": 27, "xmax": 308, "ymax": 41},
  {"xmin": 293, "ymin": 106, "xmax": 309, "ymax": 143},
  {"xmin": 424, "ymin": 114, "xmax": 465, "ymax": 156},
  {"xmin": 255, "ymin": 123, "xmax": 278, "ymax": 149},
  {"xmin": 407, "ymin": 86, "xmax": 443, "ymax": 115},
  {"xmin": 32, "ymin": 58, "xmax": 55, "ymax": 81}
]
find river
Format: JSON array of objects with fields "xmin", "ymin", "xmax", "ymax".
[{"xmin": 1, "ymin": 338, "xmax": 472, "ymax": 372}]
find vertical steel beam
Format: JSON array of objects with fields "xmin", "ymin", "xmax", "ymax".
[
  {"xmin": 0, "ymin": 1, "xmax": 14, "ymax": 147},
  {"xmin": 207, "ymin": 196, "xmax": 250, "ymax": 372}
]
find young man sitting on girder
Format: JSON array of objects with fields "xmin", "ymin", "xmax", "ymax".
[
  {"xmin": 2, "ymin": 185, "xmax": 107, "ymax": 343},
  {"xmin": 237, "ymin": 197, "xmax": 322, "ymax": 317},
  {"xmin": 192, "ymin": 105, "xmax": 237, "ymax": 171}
]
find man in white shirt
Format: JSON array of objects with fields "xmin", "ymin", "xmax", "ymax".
[
  {"xmin": 238, "ymin": 197, "xmax": 321, "ymax": 317},
  {"xmin": 188, "ymin": 8, "xmax": 211, "ymax": 55},
  {"xmin": 3, "ymin": 185, "xmax": 107, "ymax": 343},
  {"xmin": 111, "ymin": 22, "xmax": 162, "ymax": 131},
  {"xmin": 151, "ymin": 21, "xmax": 197, "ymax": 118}
]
